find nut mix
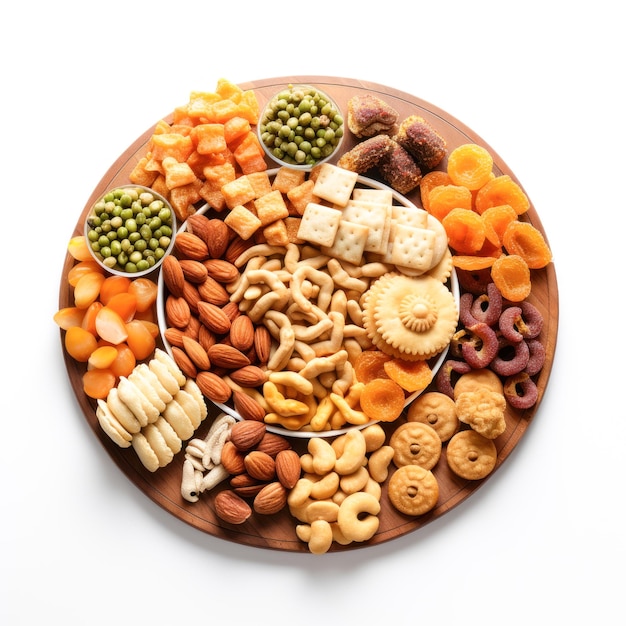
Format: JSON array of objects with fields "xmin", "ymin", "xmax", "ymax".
[{"xmin": 57, "ymin": 77, "xmax": 553, "ymax": 554}]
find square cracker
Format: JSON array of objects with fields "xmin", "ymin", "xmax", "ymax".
[
  {"xmin": 388, "ymin": 223, "xmax": 436, "ymax": 272},
  {"xmin": 391, "ymin": 204, "xmax": 429, "ymax": 229},
  {"xmin": 352, "ymin": 188, "xmax": 393, "ymax": 204},
  {"xmin": 312, "ymin": 163, "xmax": 358, "ymax": 207},
  {"xmin": 297, "ymin": 203, "xmax": 343, "ymax": 247},
  {"xmin": 341, "ymin": 199, "xmax": 391, "ymax": 254},
  {"xmin": 321, "ymin": 220, "xmax": 369, "ymax": 265}
]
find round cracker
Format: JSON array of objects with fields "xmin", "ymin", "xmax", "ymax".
[
  {"xmin": 154, "ymin": 416, "xmax": 182, "ymax": 455},
  {"xmin": 96, "ymin": 399, "xmax": 132, "ymax": 448},
  {"xmin": 149, "ymin": 358, "xmax": 180, "ymax": 396},
  {"xmin": 175, "ymin": 389, "xmax": 202, "ymax": 429},
  {"xmin": 184, "ymin": 379, "xmax": 208, "ymax": 421},
  {"xmin": 106, "ymin": 387, "xmax": 142, "ymax": 434},
  {"xmin": 154, "ymin": 348, "xmax": 186, "ymax": 387},
  {"xmin": 163, "ymin": 399, "xmax": 195, "ymax": 440},
  {"xmin": 142, "ymin": 423, "xmax": 174, "ymax": 467},
  {"xmin": 131, "ymin": 432, "xmax": 160, "ymax": 472},
  {"xmin": 407, "ymin": 391, "xmax": 459, "ymax": 442}
]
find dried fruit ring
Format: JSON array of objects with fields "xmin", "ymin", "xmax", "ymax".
[
  {"xmin": 503, "ymin": 372, "xmax": 538, "ymax": 409},
  {"xmin": 491, "ymin": 336, "xmax": 530, "ymax": 377},
  {"xmin": 499, "ymin": 302, "xmax": 543, "ymax": 342},
  {"xmin": 461, "ymin": 323, "xmax": 499, "ymax": 369},
  {"xmin": 455, "ymin": 267, "xmax": 491, "ymax": 295},
  {"xmin": 469, "ymin": 282, "xmax": 503, "ymax": 327},
  {"xmin": 435, "ymin": 359, "xmax": 472, "ymax": 398},
  {"xmin": 525, "ymin": 338, "xmax": 546, "ymax": 376}
]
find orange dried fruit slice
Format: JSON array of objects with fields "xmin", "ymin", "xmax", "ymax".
[
  {"xmin": 99, "ymin": 275, "xmax": 132, "ymax": 305},
  {"xmin": 88, "ymin": 345, "xmax": 119, "ymax": 370},
  {"xmin": 359, "ymin": 378, "xmax": 406, "ymax": 422},
  {"xmin": 354, "ymin": 350, "xmax": 392, "ymax": 384},
  {"xmin": 105, "ymin": 292, "xmax": 138, "ymax": 323},
  {"xmin": 452, "ymin": 255, "xmax": 498, "ymax": 271},
  {"xmin": 73, "ymin": 272, "xmax": 106, "ymax": 309},
  {"xmin": 481, "ymin": 204, "xmax": 518, "ymax": 246},
  {"xmin": 67, "ymin": 260, "xmax": 104, "ymax": 287},
  {"xmin": 125, "ymin": 319, "xmax": 157, "ymax": 361},
  {"xmin": 95, "ymin": 306, "xmax": 129, "ymax": 345},
  {"xmin": 491, "ymin": 254, "xmax": 531, "ymax": 302},
  {"xmin": 420, "ymin": 170, "xmax": 451, "ymax": 212},
  {"xmin": 427, "ymin": 184, "xmax": 473, "ymax": 221},
  {"xmin": 383, "ymin": 358, "xmax": 432, "ymax": 393},
  {"xmin": 109, "ymin": 343, "xmax": 137, "ymax": 378},
  {"xmin": 446, "ymin": 143, "xmax": 494, "ymax": 190},
  {"xmin": 502, "ymin": 221, "xmax": 552, "ymax": 269},
  {"xmin": 67, "ymin": 235, "xmax": 93, "ymax": 262},
  {"xmin": 53, "ymin": 307, "xmax": 86, "ymax": 331},
  {"xmin": 128, "ymin": 277, "xmax": 158, "ymax": 312},
  {"xmin": 442, "ymin": 208, "xmax": 486, "ymax": 254},
  {"xmin": 82, "ymin": 368, "xmax": 117, "ymax": 400},
  {"xmin": 475, "ymin": 175, "xmax": 530, "ymax": 216},
  {"xmin": 64, "ymin": 326, "xmax": 98, "ymax": 362}
]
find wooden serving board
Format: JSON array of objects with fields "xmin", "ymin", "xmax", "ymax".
[{"xmin": 58, "ymin": 77, "xmax": 558, "ymax": 552}]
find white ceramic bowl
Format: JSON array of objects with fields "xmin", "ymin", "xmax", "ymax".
[
  {"xmin": 85, "ymin": 184, "xmax": 176, "ymax": 277},
  {"xmin": 257, "ymin": 84, "xmax": 344, "ymax": 171}
]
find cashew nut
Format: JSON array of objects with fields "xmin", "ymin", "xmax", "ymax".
[
  {"xmin": 334, "ymin": 428, "xmax": 367, "ymax": 475},
  {"xmin": 337, "ymin": 492, "xmax": 380, "ymax": 543},
  {"xmin": 308, "ymin": 437, "xmax": 337, "ymax": 474},
  {"xmin": 367, "ymin": 445, "xmax": 395, "ymax": 483}
]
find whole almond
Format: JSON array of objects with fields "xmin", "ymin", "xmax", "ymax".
[
  {"xmin": 186, "ymin": 213, "xmax": 213, "ymax": 244},
  {"xmin": 275, "ymin": 449, "xmax": 301, "ymax": 489},
  {"xmin": 230, "ymin": 473, "xmax": 260, "ymax": 489},
  {"xmin": 221, "ymin": 301, "xmax": 241, "ymax": 323},
  {"xmin": 233, "ymin": 390, "xmax": 266, "ymax": 422},
  {"xmin": 198, "ymin": 276, "xmax": 230, "ymax": 306},
  {"xmin": 197, "ymin": 301, "xmax": 231, "ymax": 334},
  {"xmin": 253, "ymin": 481, "xmax": 288, "ymax": 515},
  {"xmin": 203, "ymin": 258, "xmax": 240, "ymax": 283},
  {"xmin": 233, "ymin": 482, "xmax": 266, "ymax": 499},
  {"xmin": 184, "ymin": 315, "xmax": 201, "ymax": 340},
  {"xmin": 195, "ymin": 370, "xmax": 232, "ymax": 403},
  {"xmin": 208, "ymin": 344, "xmax": 250, "ymax": 369},
  {"xmin": 171, "ymin": 345, "xmax": 197, "ymax": 379},
  {"xmin": 179, "ymin": 259, "xmax": 208, "ymax": 283},
  {"xmin": 162, "ymin": 255, "xmax": 185, "ymax": 297},
  {"xmin": 181, "ymin": 335, "xmax": 211, "ymax": 371},
  {"xmin": 225, "ymin": 236, "xmax": 252, "ymax": 265},
  {"xmin": 230, "ymin": 365, "xmax": 268, "ymax": 388},
  {"xmin": 256, "ymin": 432, "xmax": 292, "ymax": 457},
  {"xmin": 182, "ymin": 281, "xmax": 201, "ymax": 313},
  {"xmin": 206, "ymin": 219, "xmax": 230, "ymax": 259},
  {"xmin": 165, "ymin": 295, "xmax": 191, "ymax": 329},
  {"xmin": 214, "ymin": 490, "xmax": 252, "ymax": 525},
  {"xmin": 229, "ymin": 315, "xmax": 255, "ymax": 352},
  {"xmin": 244, "ymin": 450, "xmax": 276, "ymax": 482},
  {"xmin": 229, "ymin": 420, "xmax": 266, "ymax": 451},
  {"xmin": 253, "ymin": 326, "xmax": 272, "ymax": 364},
  {"xmin": 164, "ymin": 327, "xmax": 185, "ymax": 348},
  {"xmin": 220, "ymin": 440, "xmax": 246, "ymax": 475},
  {"xmin": 175, "ymin": 231, "xmax": 209, "ymax": 260},
  {"xmin": 198, "ymin": 325, "xmax": 217, "ymax": 352}
]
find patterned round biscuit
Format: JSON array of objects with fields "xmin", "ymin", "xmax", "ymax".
[
  {"xmin": 389, "ymin": 421, "xmax": 442, "ymax": 470},
  {"xmin": 453, "ymin": 368, "xmax": 504, "ymax": 400},
  {"xmin": 406, "ymin": 391, "xmax": 459, "ymax": 442},
  {"xmin": 388, "ymin": 464, "xmax": 439, "ymax": 516},
  {"xmin": 446, "ymin": 429, "xmax": 497, "ymax": 480}
]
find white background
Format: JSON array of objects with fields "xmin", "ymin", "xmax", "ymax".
[{"xmin": 2, "ymin": 2, "xmax": 623, "ymax": 624}]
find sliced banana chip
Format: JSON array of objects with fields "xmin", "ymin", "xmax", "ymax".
[
  {"xmin": 163, "ymin": 399, "xmax": 195, "ymax": 441},
  {"xmin": 131, "ymin": 432, "xmax": 160, "ymax": 472},
  {"xmin": 96, "ymin": 399, "xmax": 132, "ymax": 448},
  {"xmin": 142, "ymin": 423, "xmax": 174, "ymax": 467},
  {"xmin": 175, "ymin": 388, "xmax": 203, "ymax": 430},
  {"xmin": 106, "ymin": 387, "xmax": 142, "ymax": 434},
  {"xmin": 154, "ymin": 416, "xmax": 183, "ymax": 455}
]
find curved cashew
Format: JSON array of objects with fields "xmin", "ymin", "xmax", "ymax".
[
  {"xmin": 339, "ymin": 465, "xmax": 370, "ymax": 495},
  {"xmin": 337, "ymin": 492, "xmax": 380, "ymax": 543},
  {"xmin": 305, "ymin": 500, "xmax": 340, "ymax": 524},
  {"xmin": 334, "ymin": 428, "xmax": 367, "ymax": 475},
  {"xmin": 308, "ymin": 437, "xmax": 337, "ymax": 475},
  {"xmin": 310, "ymin": 471, "xmax": 340, "ymax": 500},
  {"xmin": 307, "ymin": 519, "xmax": 334, "ymax": 555},
  {"xmin": 361, "ymin": 423, "xmax": 386, "ymax": 453},
  {"xmin": 288, "ymin": 477, "xmax": 314, "ymax": 508},
  {"xmin": 367, "ymin": 445, "xmax": 395, "ymax": 483}
]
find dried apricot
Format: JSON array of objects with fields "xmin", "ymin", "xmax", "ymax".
[
  {"xmin": 99, "ymin": 275, "xmax": 132, "ymax": 305},
  {"xmin": 64, "ymin": 326, "xmax": 98, "ymax": 362},
  {"xmin": 354, "ymin": 350, "xmax": 392, "ymax": 384},
  {"xmin": 446, "ymin": 143, "xmax": 494, "ymax": 190},
  {"xmin": 94, "ymin": 306, "xmax": 129, "ymax": 345},
  {"xmin": 105, "ymin": 292, "xmax": 137, "ymax": 323},
  {"xmin": 109, "ymin": 343, "xmax": 137, "ymax": 378},
  {"xmin": 475, "ymin": 175, "xmax": 529, "ymax": 216},
  {"xmin": 419, "ymin": 170, "xmax": 451, "ymax": 212},
  {"xmin": 481, "ymin": 204, "xmax": 518, "ymax": 246},
  {"xmin": 81, "ymin": 301, "xmax": 104, "ymax": 336},
  {"xmin": 125, "ymin": 319, "xmax": 157, "ymax": 360},
  {"xmin": 383, "ymin": 358, "xmax": 432, "ymax": 393},
  {"xmin": 128, "ymin": 277, "xmax": 158, "ymax": 312},
  {"xmin": 502, "ymin": 221, "xmax": 552, "ymax": 269},
  {"xmin": 67, "ymin": 260, "xmax": 104, "ymax": 287},
  {"xmin": 491, "ymin": 254, "xmax": 531, "ymax": 302},
  {"xmin": 442, "ymin": 208, "xmax": 486, "ymax": 254},
  {"xmin": 73, "ymin": 272, "xmax": 106, "ymax": 309},
  {"xmin": 82, "ymin": 368, "xmax": 116, "ymax": 400},
  {"xmin": 427, "ymin": 184, "xmax": 473, "ymax": 222},
  {"xmin": 359, "ymin": 378, "xmax": 405, "ymax": 422},
  {"xmin": 452, "ymin": 255, "xmax": 498, "ymax": 271},
  {"xmin": 53, "ymin": 307, "xmax": 85, "ymax": 331},
  {"xmin": 88, "ymin": 345, "xmax": 119, "ymax": 370}
]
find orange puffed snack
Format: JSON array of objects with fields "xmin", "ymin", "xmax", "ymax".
[
  {"xmin": 427, "ymin": 184, "xmax": 473, "ymax": 221},
  {"xmin": 359, "ymin": 378, "xmax": 406, "ymax": 422},
  {"xmin": 474, "ymin": 175, "xmax": 529, "ymax": 216},
  {"xmin": 442, "ymin": 208, "xmax": 486, "ymax": 254},
  {"xmin": 447, "ymin": 143, "xmax": 494, "ymax": 190},
  {"xmin": 502, "ymin": 221, "xmax": 552, "ymax": 269},
  {"xmin": 354, "ymin": 350, "xmax": 392, "ymax": 384},
  {"xmin": 383, "ymin": 358, "xmax": 432, "ymax": 393},
  {"xmin": 491, "ymin": 254, "xmax": 531, "ymax": 302}
]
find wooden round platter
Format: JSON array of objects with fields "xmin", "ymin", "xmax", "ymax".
[{"xmin": 58, "ymin": 76, "xmax": 558, "ymax": 552}]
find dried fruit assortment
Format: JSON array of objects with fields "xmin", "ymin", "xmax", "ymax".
[{"xmin": 56, "ymin": 78, "xmax": 554, "ymax": 554}]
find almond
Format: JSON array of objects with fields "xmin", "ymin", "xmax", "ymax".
[
  {"xmin": 175, "ymin": 231, "xmax": 209, "ymax": 260},
  {"xmin": 203, "ymin": 258, "xmax": 240, "ymax": 283},
  {"xmin": 214, "ymin": 490, "xmax": 252, "ymax": 525},
  {"xmin": 186, "ymin": 213, "xmax": 213, "ymax": 244},
  {"xmin": 171, "ymin": 345, "xmax": 197, "ymax": 379},
  {"xmin": 256, "ymin": 432, "xmax": 292, "ymax": 457},
  {"xmin": 196, "ymin": 370, "xmax": 232, "ymax": 403},
  {"xmin": 224, "ymin": 236, "xmax": 253, "ymax": 265},
  {"xmin": 181, "ymin": 335, "xmax": 211, "ymax": 371},
  {"xmin": 253, "ymin": 326, "xmax": 272, "ymax": 364},
  {"xmin": 230, "ymin": 473, "xmax": 260, "ymax": 489},
  {"xmin": 208, "ymin": 344, "xmax": 250, "ymax": 369},
  {"xmin": 164, "ymin": 326, "xmax": 185, "ymax": 348},
  {"xmin": 162, "ymin": 255, "xmax": 185, "ymax": 297},
  {"xmin": 165, "ymin": 295, "xmax": 191, "ymax": 329},
  {"xmin": 197, "ymin": 301, "xmax": 231, "ymax": 334},
  {"xmin": 178, "ymin": 259, "xmax": 208, "ymax": 283},
  {"xmin": 198, "ymin": 325, "xmax": 217, "ymax": 352},
  {"xmin": 229, "ymin": 315, "xmax": 255, "ymax": 352},
  {"xmin": 233, "ymin": 482, "xmax": 266, "ymax": 499},
  {"xmin": 221, "ymin": 301, "xmax": 241, "ymax": 323},
  {"xmin": 229, "ymin": 420, "xmax": 266, "ymax": 451},
  {"xmin": 205, "ymin": 219, "xmax": 230, "ymax": 259},
  {"xmin": 197, "ymin": 276, "xmax": 230, "ymax": 306},
  {"xmin": 233, "ymin": 390, "xmax": 266, "ymax": 422},
  {"xmin": 244, "ymin": 450, "xmax": 276, "ymax": 481},
  {"xmin": 182, "ymin": 281, "xmax": 201, "ymax": 313},
  {"xmin": 253, "ymin": 481, "xmax": 288, "ymax": 515},
  {"xmin": 275, "ymin": 449, "xmax": 302, "ymax": 489},
  {"xmin": 220, "ymin": 440, "xmax": 246, "ymax": 475},
  {"xmin": 230, "ymin": 365, "xmax": 268, "ymax": 388}
]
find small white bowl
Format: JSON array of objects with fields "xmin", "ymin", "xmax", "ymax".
[
  {"xmin": 85, "ymin": 184, "xmax": 176, "ymax": 278},
  {"xmin": 257, "ymin": 84, "xmax": 344, "ymax": 171}
]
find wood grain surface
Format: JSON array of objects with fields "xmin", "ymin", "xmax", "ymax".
[{"xmin": 58, "ymin": 77, "xmax": 558, "ymax": 552}]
